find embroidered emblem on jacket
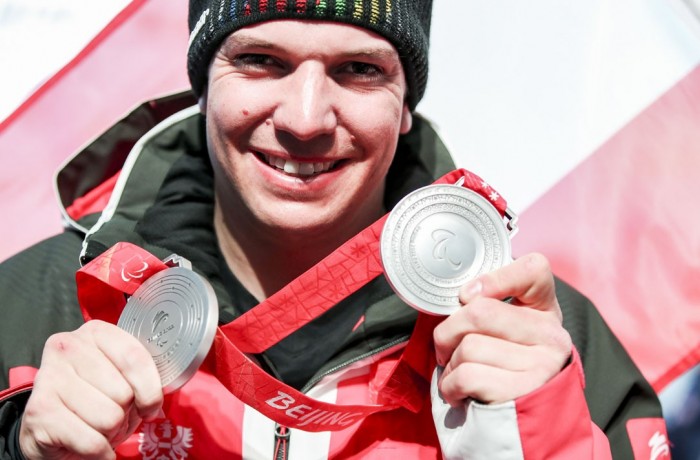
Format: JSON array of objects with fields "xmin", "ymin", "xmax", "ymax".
[{"xmin": 139, "ymin": 420, "xmax": 193, "ymax": 460}]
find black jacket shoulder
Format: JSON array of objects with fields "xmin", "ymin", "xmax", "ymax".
[
  {"xmin": 0, "ymin": 230, "xmax": 86, "ymax": 390},
  {"xmin": 556, "ymin": 278, "xmax": 662, "ymax": 458}
]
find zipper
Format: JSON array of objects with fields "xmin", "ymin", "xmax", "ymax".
[
  {"xmin": 273, "ymin": 423, "xmax": 290, "ymax": 460},
  {"xmin": 264, "ymin": 354, "xmax": 291, "ymax": 460}
]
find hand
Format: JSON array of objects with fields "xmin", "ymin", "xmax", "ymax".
[
  {"xmin": 433, "ymin": 252, "xmax": 572, "ymax": 406},
  {"xmin": 19, "ymin": 320, "xmax": 163, "ymax": 460}
]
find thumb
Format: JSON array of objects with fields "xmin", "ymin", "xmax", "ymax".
[{"xmin": 459, "ymin": 253, "xmax": 558, "ymax": 315}]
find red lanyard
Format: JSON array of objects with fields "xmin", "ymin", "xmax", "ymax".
[{"xmin": 76, "ymin": 168, "xmax": 507, "ymax": 431}]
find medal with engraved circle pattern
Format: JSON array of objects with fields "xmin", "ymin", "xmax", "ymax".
[
  {"xmin": 381, "ymin": 181, "xmax": 517, "ymax": 316},
  {"xmin": 117, "ymin": 255, "xmax": 218, "ymax": 394}
]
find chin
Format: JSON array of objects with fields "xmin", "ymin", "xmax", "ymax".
[{"xmin": 267, "ymin": 210, "xmax": 336, "ymax": 234}]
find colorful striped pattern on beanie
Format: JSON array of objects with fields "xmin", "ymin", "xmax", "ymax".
[{"xmin": 187, "ymin": 0, "xmax": 432, "ymax": 110}]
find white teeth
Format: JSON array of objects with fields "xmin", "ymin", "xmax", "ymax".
[
  {"xmin": 263, "ymin": 154, "xmax": 335, "ymax": 176},
  {"xmin": 298, "ymin": 162, "xmax": 315, "ymax": 175},
  {"xmin": 283, "ymin": 160, "xmax": 299, "ymax": 174}
]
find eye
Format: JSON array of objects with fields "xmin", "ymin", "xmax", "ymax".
[
  {"xmin": 341, "ymin": 61, "xmax": 384, "ymax": 78},
  {"xmin": 232, "ymin": 53, "xmax": 280, "ymax": 69}
]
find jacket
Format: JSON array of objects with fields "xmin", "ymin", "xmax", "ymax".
[{"xmin": 0, "ymin": 92, "xmax": 666, "ymax": 459}]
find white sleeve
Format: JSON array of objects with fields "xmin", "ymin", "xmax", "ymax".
[{"xmin": 430, "ymin": 367, "xmax": 524, "ymax": 460}]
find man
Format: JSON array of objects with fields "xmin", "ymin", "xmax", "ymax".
[{"xmin": 0, "ymin": 1, "xmax": 664, "ymax": 458}]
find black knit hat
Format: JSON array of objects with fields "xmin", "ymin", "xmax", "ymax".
[{"xmin": 187, "ymin": 0, "xmax": 433, "ymax": 110}]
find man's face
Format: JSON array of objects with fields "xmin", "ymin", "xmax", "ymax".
[{"xmin": 201, "ymin": 20, "xmax": 412, "ymax": 240}]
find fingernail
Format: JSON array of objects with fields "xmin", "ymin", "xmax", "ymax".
[
  {"xmin": 460, "ymin": 279, "xmax": 482, "ymax": 303},
  {"xmin": 436, "ymin": 353, "xmax": 445, "ymax": 367}
]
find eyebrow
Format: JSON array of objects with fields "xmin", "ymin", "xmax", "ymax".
[
  {"xmin": 336, "ymin": 48, "xmax": 399, "ymax": 62},
  {"xmin": 220, "ymin": 34, "xmax": 400, "ymax": 62},
  {"xmin": 220, "ymin": 34, "xmax": 277, "ymax": 52}
]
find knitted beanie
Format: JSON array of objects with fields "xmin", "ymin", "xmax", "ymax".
[{"xmin": 187, "ymin": 0, "xmax": 433, "ymax": 110}]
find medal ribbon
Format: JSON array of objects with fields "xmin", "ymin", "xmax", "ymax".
[{"xmin": 76, "ymin": 168, "xmax": 508, "ymax": 432}]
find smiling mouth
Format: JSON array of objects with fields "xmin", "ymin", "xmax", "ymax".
[{"xmin": 258, "ymin": 153, "xmax": 339, "ymax": 177}]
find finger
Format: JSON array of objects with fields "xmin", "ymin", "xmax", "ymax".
[
  {"xmin": 438, "ymin": 361, "xmax": 554, "ymax": 406},
  {"xmin": 53, "ymin": 371, "xmax": 131, "ymax": 440},
  {"xmin": 441, "ymin": 332, "xmax": 570, "ymax": 391},
  {"xmin": 459, "ymin": 253, "xmax": 558, "ymax": 314},
  {"xmin": 83, "ymin": 321, "xmax": 164, "ymax": 419},
  {"xmin": 447, "ymin": 333, "xmax": 543, "ymax": 373},
  {"xmin": 20, "ymin": 399, "xmax": 116, "ymax": 460},
  {"xmin": 110, "ymin": 406, "xmax": 144, "ymax": 448},
  {"xmin": 434, "ymin": 298, "xmax": 568, "ymax": 366},
  {"xmin": 42, "ymin": 331, "xmax": 136, "ymax": 411},
  {"xmin": 36, "ymin": 336, "xmax": 140, "ymax": 444}
]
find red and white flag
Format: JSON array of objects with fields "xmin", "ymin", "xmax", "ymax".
[
  {"xmin": 0, "ymin": 0, "xmax": 189, "ymax": 257},
  {"xmin": 421, "ymin": 0, "xmax": 700, "ymax": 393},
  {"xmin": 1, "ymin": 0, "xmax": 698, "ymax": 394}
]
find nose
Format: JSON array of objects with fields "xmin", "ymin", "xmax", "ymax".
[{"xmin": 272, "ymin": 62, "xmax": 337, "ymax": 141}]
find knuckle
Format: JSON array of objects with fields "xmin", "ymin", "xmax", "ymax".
[
  {"xmin": 81, "ymin": 434, "xmax": 111, "ymax": 457},
  {"xmin": 23, "ymin": 394, "xmax": 50, "ymax": 420},
  {"xmin": 112, "ymin": 342, "xmax": 151, "ymax": 378},
  {"xmin": 547, "ymin": 301, "xmax": 564, "ymax": 322},
  {"xmin": 535, "ymin": 330, "xmax": 572, "ymax": 376},
  {"xmin": 29, "ymin": 426, "xmax": 54, "ymax": 451},
  {"xmin": 122, "ymin": 341, "xmax": 151, "ymax": 366},
  {"xmin": 457, "ymin": 334, "xmax": 479, "ymax": 360},
  {"xmin": 432, "ymin": 324, "xmax": 448, "ymax": 349},
  {"xmin": 138, "ymin": 388, "xmax": 164, "ymax": 412},
  {"xmin": 448, "ymin": 364, "xmax": 478, "ymax": 396},
  {"xmin": 112, "ymin": 383, "xmax": 135, "ymax": 408},
  {"xmin": 132, "ymin": 379, "xmax": 163, "ymax": 416},
  {"xmin": 100, "ymin": 404, "xmax": 128, "ymax": 433},
  {"xmin": 486, "ymin": 269, "xmax": 507, "ymax": 292},
  {"xmin": 464, "ymin": 302, "xmax": 491, "ymax": 329},
  {"xmin": 554, "ymin": 328, "xmax": 573, "ymax": 350},
  {"xmin": 524, "ymin": 252, "xmax": 551, "ymax": 275},
  {"xmin": 82, "ymin": 319, "xmax": 110, "ymax": 336},
  {"xmin": 44, "ymin": 332, "xmax": 76, "ymax": 354},
  {"xmin": 453, "ymin": 349, "xmax": 472, "ymax": 369},
  {"xmin": 81, "ymin": 319, "xmax": 102, "ymax": 331},
  {"xmin": 545, "ymin": 323, "xmax": 572, "ymax": 351}
]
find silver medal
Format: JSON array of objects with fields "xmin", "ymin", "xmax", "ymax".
[
  {"xmin": 381, "ymin": 183, "xmax": 517, "ymax": 316},
  {"xmin": 117, "ymin": 255, "xmax": 218, "ymax": 393}
]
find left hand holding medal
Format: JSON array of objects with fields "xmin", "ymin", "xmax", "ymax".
[{"xmin": 433, "ymin": 252, "xmax": 573, "ymax": 406}]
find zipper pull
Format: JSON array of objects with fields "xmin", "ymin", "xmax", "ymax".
[{"xmin": 274, "ymin": 423, "xmax": 290, "ymax": 460}]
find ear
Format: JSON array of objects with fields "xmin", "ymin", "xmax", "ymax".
[
  {"xmin": 198, "ymin": 86, "xmax": 208, "ymax": 115},
  {"xmin": 399, "ymin": 103, "xmax": 413, "ymax": 134}
]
